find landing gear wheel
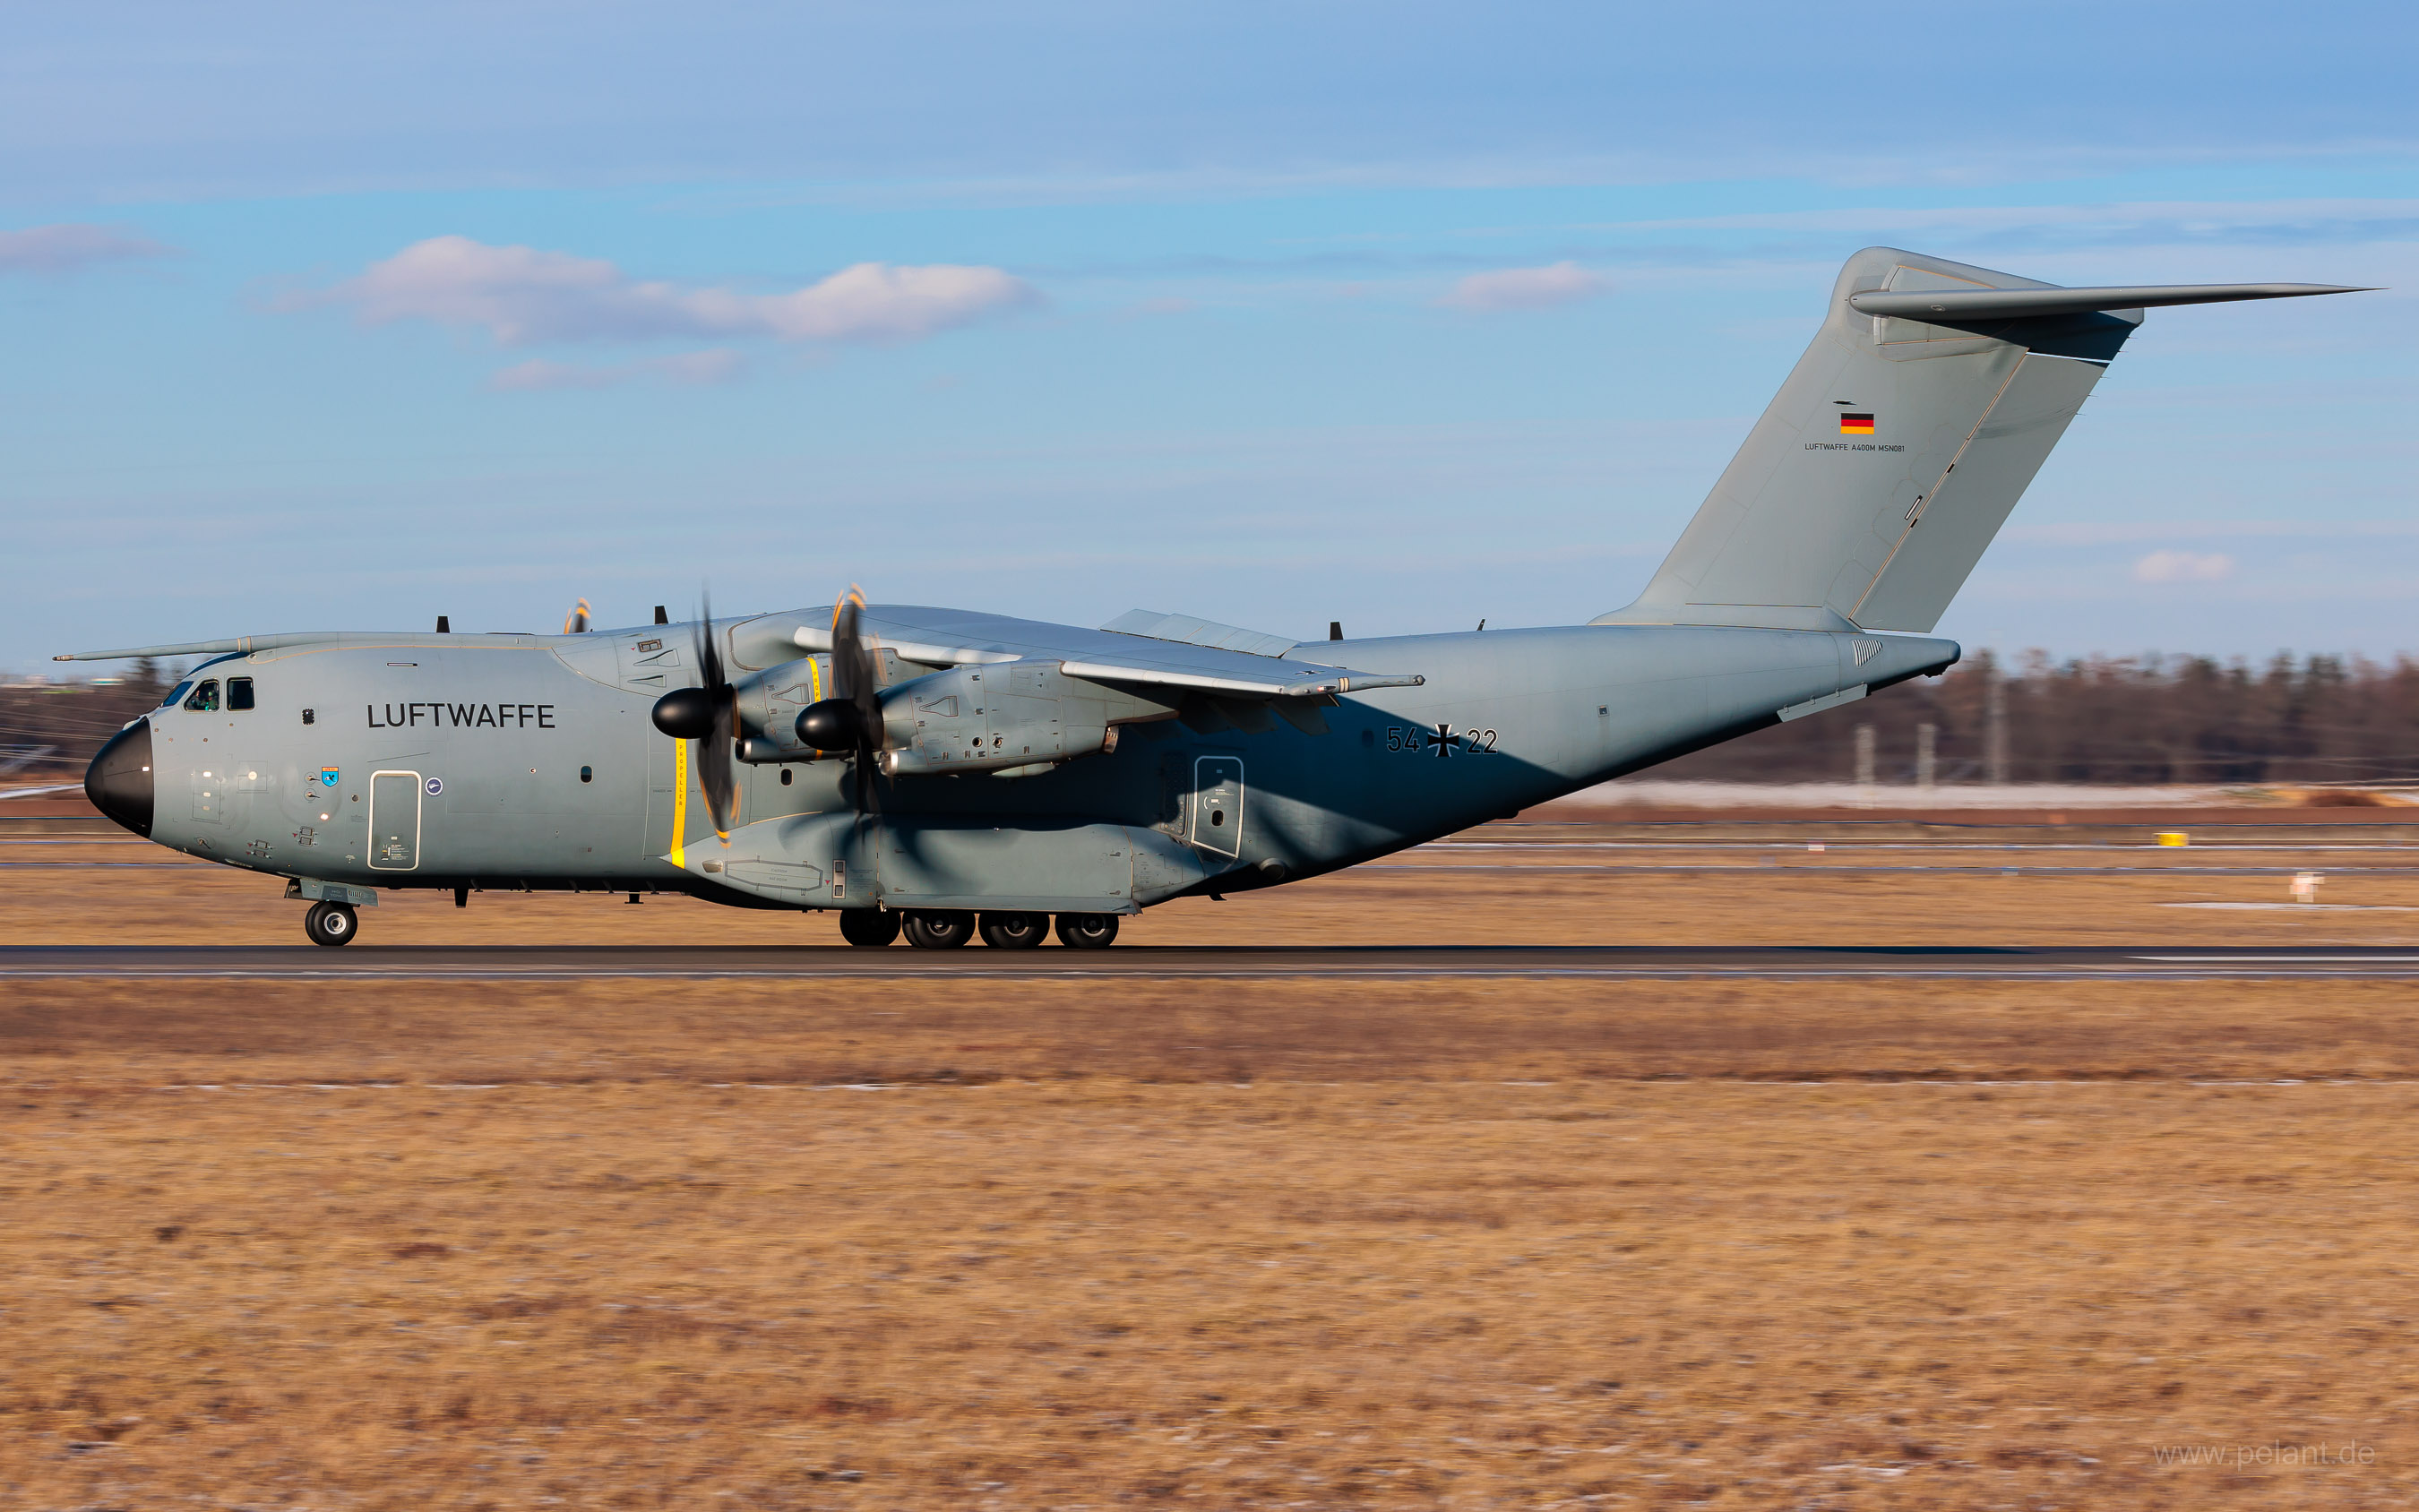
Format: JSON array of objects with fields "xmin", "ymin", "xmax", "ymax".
[
  {"xmin": 900, "ymin": 909, "xmax": 975, "ymax": 949},
  {"xmin": 978, "ymin": 911, "xmax": 1049, "ymax": 949},
  {"xmin": 304, "ymin": 901, "xmax": 358, "ymax": 948},
  {"xmin": 1054, "ymin": 912, "xmax": 1119, "ymax": 949},
  {"xmin": 838, "ymin": 909, "xmax": 901, "ymax": 948}
]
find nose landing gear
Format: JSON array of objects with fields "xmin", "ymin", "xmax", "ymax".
[{"xmin": 303, "ymin": 900, "xmax": 358, "ymax": 947}]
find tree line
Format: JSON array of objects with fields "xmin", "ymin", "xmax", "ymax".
[{"xmin": 1653, "ymin": 651, "xmax": 2419, "ymax": 786}]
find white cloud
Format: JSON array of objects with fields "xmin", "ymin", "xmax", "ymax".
[
  {"xmin": 489, "ymin": 348, "xmax": 748, "ymax": 392},
  {"xmin": 328, "ymin": 236, "xmax": 1037, "ymax": 346},
  {"xmin": 2133, "ymin": 548, "xmax": 2236, "ymax": 583},
  {"xmin": 1441, "ymin": 261, "xmax": 1608, "ymax": 312},
  {"xmin": 0, "ymin": 222, "xmax": 171, "ymax": 274}
]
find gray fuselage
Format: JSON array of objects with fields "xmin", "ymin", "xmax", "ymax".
[{"xmin": 123, "ymin": 617, "xmax": 1953, "ymax": 910}]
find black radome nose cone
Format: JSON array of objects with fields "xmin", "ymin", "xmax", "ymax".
[{"xmin": 86, "ymin": 718, "xmax": 154, "ymax": 838}]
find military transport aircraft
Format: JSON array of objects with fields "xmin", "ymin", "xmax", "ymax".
[{"xmin": 65, "ymin": 247, "xmax": 2365, "ymax": 948}]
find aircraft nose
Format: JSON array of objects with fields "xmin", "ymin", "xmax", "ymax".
[{"xmin": 85, "ymin": 718, "xmax": 155, "ymax": 838}]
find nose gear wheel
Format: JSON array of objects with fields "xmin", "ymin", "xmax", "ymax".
[{"xmin": 303, "ymin": 901, "xmax": 358, "ymax": 947}]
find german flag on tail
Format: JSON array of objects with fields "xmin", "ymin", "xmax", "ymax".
[{"xmin": 1838, "ymin": 412, "xmax": 1875, "ymax": 435}]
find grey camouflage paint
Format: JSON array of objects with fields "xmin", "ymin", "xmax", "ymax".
[{"xmin": 83, "ymin": 245, "xmax": 2363, "ymax": 921}]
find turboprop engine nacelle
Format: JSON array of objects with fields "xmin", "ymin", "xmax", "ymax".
[
  {"xmin": 874, "ymin": 661, "xmax": 1175, "ymax": 778},
  {"xmin": 728, "ymin": 656, "xmax": 849, "ymax": 764},
  {"xmin": 734, "ymin": 657, "xmax": 1177, "ymax": 774}
]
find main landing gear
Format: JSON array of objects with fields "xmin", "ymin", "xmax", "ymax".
[
  {"xmin": 303, "ymin": 900, "xmax": 358, "ymax": 948},
  {"xmin": 900, "ymin": 910, "xmax": 975, "ymax": 949},
  {"xmin": 1054, "ymin": 913, "xmax": 1118, "ymax": 949},
  {"xmin": 840, "ymin": 908, "xmax": 1121, "ymax": 949},
  {"xmin": 977, "ymin": 911, "xmax": 1048, "ymax": 949},
  {"xmin": 838, "ymin": 909, "xmax": 902, "ymax": 948}
]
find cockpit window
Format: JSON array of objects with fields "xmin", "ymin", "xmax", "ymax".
[
  {"xmin": 184, "ymin": 680, "xmax": 220, "ymax": 712},
  {"xmin": 160, "ymin": 680, "xmax": 194, "ymax": 709},
  {"xmin": 228, "ymin": 677, "xmax": 255, "ymax": 711}
]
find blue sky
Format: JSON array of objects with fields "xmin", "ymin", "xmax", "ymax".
[{"xmin": 5, "ymin": 1, "xmax": 2415, "ymax": 671}]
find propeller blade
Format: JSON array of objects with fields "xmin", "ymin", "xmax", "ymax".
[
  {"xmin": 831, "ymin": 587, "xmax": 882, "ymax": 814},
  {"xmin": 694, "ymin": 588, "xmax": 726, "ymax": 693},
  {"xmin": 563, "ymin": 597, "xmax": 592, "ymax": 634},
  {"xmin": 691, "ymin": 592, "xmax": 736, "ymax": 841},
  {"xmin": 829, "ymin": 588, "xmax": 867, "ymax": 698}
]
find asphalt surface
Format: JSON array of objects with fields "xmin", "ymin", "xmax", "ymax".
[{"xmin": 10, "ymin": 944, "xmax": 2419, "ymax": 979}]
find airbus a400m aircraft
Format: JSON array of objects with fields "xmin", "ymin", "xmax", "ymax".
[{"xmin": 67, "ymin": 248, "xmax": 2363, "ymax": 948}]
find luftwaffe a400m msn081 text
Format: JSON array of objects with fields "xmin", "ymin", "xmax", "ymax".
[{"xmin": 65, "ymin": 248, "xmax": 2368, "ymax": 947}]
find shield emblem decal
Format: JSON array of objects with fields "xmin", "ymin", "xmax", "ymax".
[{"xmin": 319, "ymin": 768, "xmax": 340, "ymax": 788}]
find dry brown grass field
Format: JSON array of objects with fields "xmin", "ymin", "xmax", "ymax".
[
  {"xmin": 11, "ymin": 814, "xmax": 2419, "ymax": 949},
  {"xmin": 5, "ymin": 819, "xmax": 2418, "ymax": 1507}
]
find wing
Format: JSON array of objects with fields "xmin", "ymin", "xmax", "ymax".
[{"xmin": 758, "ymin": 605, "xmax": 1424, "ymax": 699}]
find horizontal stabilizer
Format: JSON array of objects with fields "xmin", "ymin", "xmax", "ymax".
[{"xmin": 1848, "ymin": 282, "xmax": 2370, "ymax": 322}]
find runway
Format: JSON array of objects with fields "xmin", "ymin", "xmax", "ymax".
[{"xmin": 11, "ymin": 943, "xmax": 2419, "ymax": 980}]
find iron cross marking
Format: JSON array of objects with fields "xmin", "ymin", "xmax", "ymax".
[{"xmin": 1427, "ymin": 722, "xmax": 1458, "ymax": 758}]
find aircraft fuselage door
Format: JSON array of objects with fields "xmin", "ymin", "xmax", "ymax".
[
  {"xmin": 369, "ymin": 769, "xmax": 422, "ymax": 871},
  {"xmin": 1190, "ymin": 756, "xmax": 1244, "ymax": 859}
]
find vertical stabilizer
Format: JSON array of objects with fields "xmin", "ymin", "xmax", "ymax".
[
  {"xmin": 1599, "ymin": 247, "xmax": 2135, "ymax": 633},
  {"xmin": 1598, "ymin": 251, "xmax": 2360, "ymax": 633}
]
